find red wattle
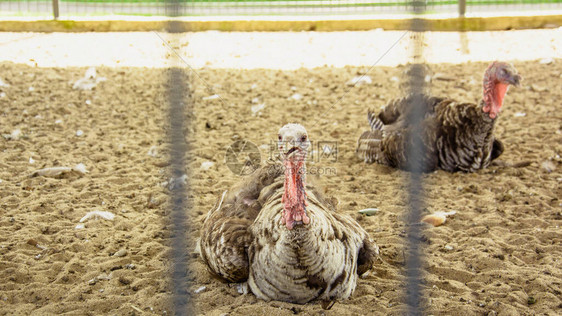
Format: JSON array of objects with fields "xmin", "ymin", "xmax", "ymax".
[
  {"xmin": 282, "ymin": 159, "xmax": 310, "ymax": 230},
  {"xmin": 495, "ymin": 82, "xmax": 508, "ymax": 109}
]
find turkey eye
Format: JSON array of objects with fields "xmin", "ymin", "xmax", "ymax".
[
  {"xmin": 300, "ymin": 135, "xmax": 307, "ymax": 142},
  {"xmin": 278, "ymin": 135, "xmax": 282, "ymax": 141}
]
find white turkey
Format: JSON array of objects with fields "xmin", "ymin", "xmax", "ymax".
[
  {"xmin": 199, "ymin": 123, "xmax": 378, "ymax": 304},
  {"xmin": 356, "ymin": 61, "xmax": 521, "ymax": 172}
]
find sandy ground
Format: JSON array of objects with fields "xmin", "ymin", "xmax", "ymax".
[
  {"xmin": 187, "ymin": 61, "xmax": 561, "ymax": 316},
  {"xmin": 0, "ymin": 58, "xmax": 561, "ymax": 315},
  {"xmin": 0, "ymin": 29, "xmax": 561, "ymax": 69},
  {"xmin": 0, "ymin": 65, "xmax": 175, "ymax": 314},
  {"xmin": 0, "ymin": 30, "xmax": 561, "ymax": 315}
]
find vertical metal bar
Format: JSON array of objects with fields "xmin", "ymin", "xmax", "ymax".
[
  {"xmin": 167, "ymin": 66, "xmax": 192, "ymax": 316},
  {"xmin": 52, "ymin": 0, "xmax": 59, "ymax": 20},
  {"xmin": 404, "ymin": 54, "xmax": 426, "ymax": 315},
  {"xmin": 405, "ymin": 1, "xmax": 428, "ymax": 315},
  {"xmin": 166, "ymin": 1, "xmax": 192, "ymax": 315},
  {"xmin": 459, "ymin": 0, "xmax": 467, "ymax": 17}
]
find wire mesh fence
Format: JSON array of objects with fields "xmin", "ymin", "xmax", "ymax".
[
  {"xmin": 0, "ymin": 0, "xmax": 554, "ymax": 314},
  {"xmin": 158, "ymin": 0, "xmax": 427, "ymax": 313},
  {"xmin": 466, "ymin": 0, "xmax": 562, "ymax": 14},
  {"xmin": 1, "ymin": 0, "xmax": 561, "ymax": 17},
  {"xmin": 0, "ymin": 0, "xmax": 52, "ymax": 15}
]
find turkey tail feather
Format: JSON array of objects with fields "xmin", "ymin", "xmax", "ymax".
[
  {"xmin": 356, "ymin": 130, "xmax": 385, "ymax": 164},
  {"xmin": 367, "ymin": 110, "xmax": 385, "ymax": 131}
]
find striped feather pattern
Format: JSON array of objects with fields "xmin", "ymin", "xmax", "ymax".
[
  {"xmin": 356, "ymin": 93, "xmax": 502, "ymax": 173},
  {"xmin": 199, "ymin": 163, "xmax": 284, "ymax": 282},
  {"xmin": 249, "ymin": 182, "xmax": 378, "ymax": 303},
  {"xmin": 200, "ymin": 161, "xmax": 378, "ymax": 303},
  {"xmin": 367, "ymin": 110, "xmax": 384, "ymax": 131}
]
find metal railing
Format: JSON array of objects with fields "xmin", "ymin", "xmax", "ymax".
[{"xmin": 0, "ymin": 0, "xmax": 561, "ymax": 19}]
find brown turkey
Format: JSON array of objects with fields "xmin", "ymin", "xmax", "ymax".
[
  {"xmin": 199, "ymin": 123, "xmax": 378, "ymax": 304},
  {"xmin": 356, "ymin": 61, "xmax": 521, "ymax": 172}
]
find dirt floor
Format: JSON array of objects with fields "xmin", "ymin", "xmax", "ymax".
[{"xmin": 0, "ymin": 60, "xmax": 560, "ymax": 315}]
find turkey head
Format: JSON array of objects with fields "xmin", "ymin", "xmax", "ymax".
[{"xmin": 482, "ymin": 61, "xmax": 521, "ymax": 119}]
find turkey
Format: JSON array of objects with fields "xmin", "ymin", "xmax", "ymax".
[
  {"xmin": 199, "ymin": 123, "xmax": 378, "ymax": 304},
  {"xmin": 356, "ymin": 61, "xmax": 521, "ymax": 172}
]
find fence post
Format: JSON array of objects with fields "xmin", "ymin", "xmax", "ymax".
[
  {"xmin": 52, "ymin": 0, "xmax": 59, "ymax": 20},
  {"xmin": 458, "ymin": 0, "xmax": 466, "ymax": 17}
]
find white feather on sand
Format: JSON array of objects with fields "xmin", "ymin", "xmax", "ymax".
[
  {"xmin": 79, "ymin": 210, "xmax": 115, "ymax": 223},
  {"xmin": 72, "ymin": 67, "xmax": 107, "ymax": 90},
  {"xmin": 346, "ymin": 75, "xmax": 372, "ymax": 86},
  {"xmin": 32, "ymin": 163, "xmax": 88, "ymax": 177},
  {"xmin": 0, "ymin": 77, "xmax": 10, "ymax": 87}
]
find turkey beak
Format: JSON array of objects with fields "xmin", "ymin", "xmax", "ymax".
[
  {"xmin": 286, "ymin": 146, "xmax": 301, "ymax": 159},
  {"xmin": 508, "ymin": 74, "xmax": 521, "ymax": 87}
]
